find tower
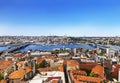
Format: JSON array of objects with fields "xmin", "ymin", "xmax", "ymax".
[
  {"xmin": 14, "ymin": 61, "xmax": 17, "ymax": 71},
  {"xmin": 23, "ymin": 61, "xmax": 27, "ymax": 80},
  {"xmin": 74, "ymin": 48, "xmax": 77, "ymax": 56},
  {"xmin": 107, "ymin": 39, "xmax": 110, "ymax": 46},
  {"xmin": 47, "ymin": 37, "xmax": 50, "ymax": 45},
  {"xmin": 26, "ymin": 50, "xmax": 31, "ymax": 67},
  {"xmin": 32, "ymin": 58, "xmax": 36, "ymax": 76}
]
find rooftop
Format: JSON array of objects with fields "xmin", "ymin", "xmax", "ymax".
[
  {"xmin": 58, "ymin": 65, "xmax": 64, "ymax": 72},
  {"xmin": 0, "ymin": 80, "xmax": 6, "ymax": 83},
  {"xmin": 51, "ymin": 79, "xmax": 59, "ymax": 83},
  {"xmin": 29, "ymin": 71, "xmax": 65, "ymax": 83},
  {"xmin": 0, "ymin": 60, "xmax": 13, "ymax": 70},
  {"xmin": 37, "ymin": 65, "xmax": 64, "ymax": 73},
  {"xmin": 37, "ymin": 67, "xmax": 58, "ymax": 72},
  {"xmin": 92, "ymin": 65, "xmax": 104, "ymax": 78},
  {"xmin": 9, "ymin": 66, "xmax": 31, "ymax": 79},
  {"xmin": 69, "ymin": 69, "xmax": 104, "ymax": 83},
  {"xmin": 36, "ymin": 57, "xmax": 44, "ymax": 64},
  {"xmin": 16, "ymin": 61, "xmax": 24, "ymax": 67},
  {"xmin": 76, "ymin": 76, "xmax": 102, "ymax": 83},
  {"xmin": 80, "ymin": 62, "xmax": 98, "ymax": 70},
  {"xmin": 66, "ymin": 60, "xmax": 79, "ymax": 67},
  {"xmin": 13, "ymin": 53, "xmax": 26, "ymax": 58}
]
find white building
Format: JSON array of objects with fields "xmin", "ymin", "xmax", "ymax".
[
  {"xmin": 106, "ymin": 48, "xmax": 116, "ymax": 57},
  {"xmin": 58, "ymin": 52, "xmax": 69, "ymax": 57},
  {"xmin": 31, "ymin": 51, "xmax": 51, "ymax": 56},
  {"xmin": 29, "ymin": 71, "xmax": 65, "ymax": 83}
]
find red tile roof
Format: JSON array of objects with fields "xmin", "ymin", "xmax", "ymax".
[
  {"xmin": 58, "ymin": 65, "xmax": 64, "ymax": 72},
  {"xmin": 0, "ymin": 80, "xmax": 6, "ymax": 83},
  {"xmin": 80, "ymin": 62, "xmax": 97, "ymax": 70},
  {"xmin": 66, "ymin": 60, "xmax": 79, "ymax": 67},
  {"xmin": 0, "ymin": 60, "xmax": 13, "ymax": 70},
  {"xmin": 36, "ymin": 58, "xmax": 44, "ymax": 64},
  {"xmin": 112, "ymin": 64, "xmax": 120, "ymax": 78},
  {"xmin": 12, "ymin": 80, "xmax": 28, "ymax": 83},
  {"xmin": 46, "ymin": 77, "xmax": 61, "ymax": 81},
  {"xmin": 69, "ymin": 70, "xmax": 104, "ymax": 83},
  {"xmin": 9, "ymin": 66, "xmax": 31, "ymax": 79},
  {"xmin": 70, "ymin": 70, "xmax": 87, "ymax": 76},
  {"xmin": 37, "ymin": 67, "xmax": 57, "ymax": 72},
  {"xmin": 76, "ymin": 76, "xmax": 102, "ymax": 83},
  {"xmin": 70, "ymin": 70, "xmax": 87, "ymax": 82},
  {"xmin": 92, "ymin": 65, "xmax": 104, "ymax": 78},
  {"xmin": 13, "ymin": 53, "xmax": 26, "ymax": 58},
  {"xmin": 51, "ymin": 80, "xmax": 59, "ymax": 83},
  {"xmin": 16, "ymin": 61, "xmax": 24, "ymax": 67}
]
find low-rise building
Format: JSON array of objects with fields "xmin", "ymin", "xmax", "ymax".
[
  {"xmin": 65, "ymin": 60, "xmax": 79, "ymax": 71},
  {"xmin": 29, "ymin": 66, "xmax": 65, "ymax": 83},
  {"xmin": 9, "ymin": 66, "xmax": 32, "ymax": 83},
  {"xmin": 79, "ymin": 62, "xmax": 98, "ymax": 70},
  {"xmin": 0, "ymin": 60, "xmax": 13, "ymax": 73},
  {"xmin": 112, "ymin": 64, "xmax": 120, "ymax": 79}
]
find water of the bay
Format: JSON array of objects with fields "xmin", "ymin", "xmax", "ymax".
[{"xmin": 0, "ymin": 44, "xmax": 95, "ymax": 52}]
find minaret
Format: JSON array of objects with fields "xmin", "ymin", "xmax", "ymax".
[
  {"xmin": 26, "ymin": 50, "xmax": 31, "ymax": 67},
  {"xmin": 107, "ymin": 39, "xmax": 110, "ymax": 46},
  {"xmin": 74, "ymin": 48, "xmax": 77, "ymax": 56},
  {"xmin": 32, "ymin": 58, "xmax": 36, "ymax": 76},
  {"xmin": 14, "ymin": 61, "xmax": 17, "ymax": 71},
  {"xmin": 23, "ymin": 61, "xmax": 27, "ymax": 80},
  {"xmin": 63, "ymin": 46, "xmax": 65, "ymax": 51},
  {"xmin": 47, "ymin": 37, "xmax": 50, "ymax": 45}
]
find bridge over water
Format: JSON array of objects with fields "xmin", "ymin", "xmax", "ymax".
[
  {"xmin": 0, "ymin": 43, "xmax": 30, "ymax": 54},
  {"xmin": 6, "ymin": 43, "xmax": 30, "ymax": 53}
]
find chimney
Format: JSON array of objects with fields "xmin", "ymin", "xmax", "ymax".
[{"xmin": 118, "ymin": 68, "xmax": 120, "ymax": 82}]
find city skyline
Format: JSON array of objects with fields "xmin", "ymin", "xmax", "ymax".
[{"xmin": 0, "ymin": 0, "xmax": 120, "ymax": 36}]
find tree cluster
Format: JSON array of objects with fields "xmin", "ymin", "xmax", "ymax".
[{"xmin": 36, "ymin": 60, "xmax": 50, "ymax": 69}]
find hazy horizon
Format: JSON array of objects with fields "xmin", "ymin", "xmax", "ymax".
[{"xmin": 0, "ymin": 0, "xmax": 120, "ymax": 36}]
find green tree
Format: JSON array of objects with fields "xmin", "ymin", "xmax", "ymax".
[
  {"xmin": 36, "ymin": 60, "xmax": 50, "ymax": 69},
  {"xmin": 51, "ymin": 50, "xmax": 59, "ymax": 55},
  {"xmin": 100, "ymin": 50, "xmax": 106, "ymax": 55},
  {"xmin": 90, "ymin": 72, "xmax": 98, "ymax": 77},
  {"xmin": 81, "ymin": 68, "xmax": 91, "ymax": 76},
  {"xmin": 85, "ymin": 49, "xmax": 89, "ymax": 53},
  {"xmin": 0, "ymin": 72, "xmax": 3, "ymax": 80}
]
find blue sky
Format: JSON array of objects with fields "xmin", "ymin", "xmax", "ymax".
[{"xmin": 0, "ymin": 0, "xmax": 120, "ymax": 36}]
